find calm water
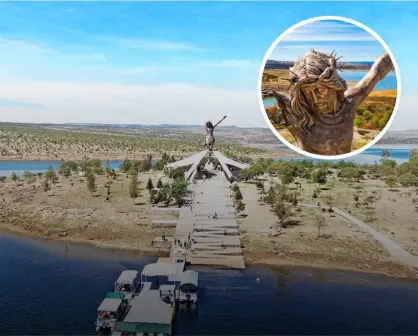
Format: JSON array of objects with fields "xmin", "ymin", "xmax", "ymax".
[
  {"xmin": 0, "ymin": 160, "xmax": 158, "ymax": 178},
  {"xmin": 0, "ymin": 145, "xmax": 415, "ymax": 177},
  {"xmin": 2, "ymin": 233, "xmax": 418, "ymax": 335},
  {"xmin": 263, "ymin": 70, "xmax": 397, "ymax": 107}
]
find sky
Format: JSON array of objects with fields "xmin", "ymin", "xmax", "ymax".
[
  {"xmin": 0, "ymin": 2, "xmax": 417, "ymax": 130},
  {"xmin": 270, "ymin": 20, "xmax": 387, "ymax": 62}
]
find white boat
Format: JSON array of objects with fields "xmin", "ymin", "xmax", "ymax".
[
  {"xmin": 179, "ymin": 270, "xmax": 198, "ymax": 304},
  {"xmin": 115, "ymin": 270, "xmax": 140, "ymax": 301},
  {"xmin": 96, "ymin": 292, "xmax": 126, "ymax": 333}
]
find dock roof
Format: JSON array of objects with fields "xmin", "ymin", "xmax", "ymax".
[
  {"xmin": 115, "ymin": 270, "xmax": 138, "ymax": 284},
  {"xmin": 97, "ymin": 298, "xmax": 122, "ymax": 312},
  {"xmin": 179, "ymin": 270, "xmax": 198, "ymax": 287},
  {"xmin": 123, "ymin": 291, "xmax": 174, "ymax": 324},
  {"xmin": 141, "ymin": 263, "xmax": 177, "ymax": 277}
]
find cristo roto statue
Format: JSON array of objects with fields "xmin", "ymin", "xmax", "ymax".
[
  {"xmin": 269, "ymin": 50, "xmax": 394, "ymax": 155},
  {"xmin": 204, "ymin": 115, "xmax": 227, "ymax": 151}
]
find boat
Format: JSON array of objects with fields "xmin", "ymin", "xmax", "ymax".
[
  {"xmin": 96, "ymin": 292, "xmax": 127, "ymax": 333},
  {"xmin": 179, "ymin": 270, "xmax": 198, "ymax": 304},
  {"xmin": 114, "ymin": 270, "xmax": 140, "ymax": 301}
]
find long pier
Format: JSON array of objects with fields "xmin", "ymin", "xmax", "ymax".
[{"xmin": 154, "ymin": 172, "xmax": 245, "ymax": 269}]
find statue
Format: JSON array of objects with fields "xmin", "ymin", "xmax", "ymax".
[
  {"xmin": 204, "ymin": 116, "xmax": 227, "ymax": 151},
  {"xmin": 268, "ymin": 50, "xmax": 394, "ymax": 155}
]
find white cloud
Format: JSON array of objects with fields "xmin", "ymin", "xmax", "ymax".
[
  {"xmin": 0, "ymin": 80, "xmax": 265, "ymax": 127},
  {"xmin": 282, "ymin": 21, "xmax": 376, "ymax": 42}
]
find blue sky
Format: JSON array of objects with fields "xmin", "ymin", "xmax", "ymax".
[
  {"xmin": 0, "ymin": 2, "xmax": 416, "ymax": 129},
  {"xmin": 270, "ymin": 20, "xmax": 386, "ymax": 62}
]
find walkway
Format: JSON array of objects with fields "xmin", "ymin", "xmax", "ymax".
[
  {"xmin": 300, "ymin": 203, "xmax": 418, "ymax": 270},
  {"xmin": 170, "ymin": 172, "xmax": 245, "ymax": 269}
]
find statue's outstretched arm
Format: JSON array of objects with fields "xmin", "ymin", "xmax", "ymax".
[{"xmin": 345, "ymin": 52, "xmax": 394, "ymax": 107}]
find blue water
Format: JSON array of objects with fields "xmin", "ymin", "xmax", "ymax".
[
  {"xmin": 263, "ymin": 70, "xmax": 397, "ymax": 107},
  {"xmin": 0, "ymin": 145, "xmax": 415, "ymax": 177},
  {"xmin": 0, "ymin": 160, "xmax": 158, "ymax": 178},
  {"xmin": 2, "ymin": 233, "xmax": 418, "ymax": 335}
]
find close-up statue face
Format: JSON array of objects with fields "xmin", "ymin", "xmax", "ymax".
[{"xmin": 301, "ymin": 84, "xmax": 340, "ymax": 115}]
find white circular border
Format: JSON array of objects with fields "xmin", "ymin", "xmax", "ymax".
[{"xmin": 258, "ymin": 15, "xmax": 402, "ymax": 160}]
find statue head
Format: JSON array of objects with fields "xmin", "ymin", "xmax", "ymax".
[
  {"xmin": 206, "ymin": 121, "xmax": 214, "ymax": 129},
  {"xmin": 289, "ymin": 50, "xmax": 348, "ymax": 134}
]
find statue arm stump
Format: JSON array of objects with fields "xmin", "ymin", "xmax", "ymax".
[{"xmin": 345, "ymin": 52, "xmax": 394, "ymax": 107}]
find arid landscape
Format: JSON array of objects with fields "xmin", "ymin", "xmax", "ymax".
[{"xmin": 1, "ymin": 130, "xmax": 418, "ymax": 278}]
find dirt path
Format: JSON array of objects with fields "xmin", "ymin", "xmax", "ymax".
[{"xmin": 300, "ymin": 203, "xmax": 418, "ymax": 270}]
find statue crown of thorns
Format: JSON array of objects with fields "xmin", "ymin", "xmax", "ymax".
[{"xmin": 267, "ymin": 48, "xmax": 394, "ymax": 156}]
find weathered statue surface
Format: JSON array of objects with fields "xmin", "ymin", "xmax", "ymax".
[
  {"xmin": 204, "ymin": 116, "xmax": 227, "ymax": 151},
  {"xmin": 268, "ymin": 50, "xmax": 394, "ymax": 155}
]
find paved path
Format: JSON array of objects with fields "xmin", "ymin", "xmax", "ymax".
[
  {"xmin": 170, "ymin": 173, "xmax": 245, "ymax": 269},
  {"xmin": 300, "ymin": 203, "xmax": 418, "ymax": 270}
]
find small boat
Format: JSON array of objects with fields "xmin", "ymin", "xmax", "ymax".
[
  {"xmin": 96, "ymin": 292, "xmax": 126, "ymax": 333},
  {"xmin": 179, "ymin": 270, "xmax": 198, "ymax": 304},
  {"xmin": 114, "ymin": 270, "xmax": 140, "ymax": 301}
]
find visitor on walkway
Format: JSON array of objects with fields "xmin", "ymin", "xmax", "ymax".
[
  {"xmin": 224, "ymin": 229, "xmax": 227, "ymax": 236},
  {"xmin": 162, "ymin": 232, "xmax": 166, "ymax": 241},
  {"xmin": 213, "ymin": 212, "xmax": 218, "ymax": 219}
]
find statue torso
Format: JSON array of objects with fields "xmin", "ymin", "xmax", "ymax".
[{"xmin": 294, "ymin": 101, "xmax": 355, "ymax": 155}]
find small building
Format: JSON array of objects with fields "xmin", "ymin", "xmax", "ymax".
[
  {"xmin": 96, "ymin": 292, "xmax": 126, "ymax": 333},
  {"xmin": 115, "ymin": 290, "xmax": 175, "ymax": 336},
  {"xmin": 179, "ymin": 270, "xmax": 198, "ymax": 303},
  {"xmin": 115, "ymin": 270, "xmax": 140, "ymax": 300}
]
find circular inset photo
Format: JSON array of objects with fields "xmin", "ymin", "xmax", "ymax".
[{"xmin": 259, "ymin": 16, "xmax": 400, "ymax": 159}]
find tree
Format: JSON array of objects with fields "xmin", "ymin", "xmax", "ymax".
[
  {"xmin": 146, "ymin": 177, "xmax": 154, "ymax": 193},
  {"xmin": 385, "ymin": 175, "xmax": 398, "ymax": 190},
  {"xmin": 381, "ymin": 149, "xmax": 391, "ymax": 160},
  {"xmin": 273, "ymin": 199, "xmax": 293, "ymax": 227},
  {"xmin": 11, "ymin": 172, "xmax": 18, "ymax": 182},
  {"xmin": 311, "ymin": 168, "xmax": 328, "ymax": 186},
  {"xmin": 280, "ymin": 173, "xmax": 295, "ymax": 186},
  {"xmin": 409, "ymin": 148, "xmax": 418, "ymax": 162},
  {"xmin": 235, "ymin": 188, "xmax": 243, "ymax": 201},
  {"xmin": 86, "ymin": 172, "xmax": 96, "ymax": 194},
  {"xmin": 44, "ymin": 166, "xmax": 56, "ymax": 181},
  {"xmin": 37, "ymin": 172, "xmax": 43, "ymax": 179},
  {"xmin": 166, "ymin": 167, "xmax": 185, "ymax": 180},
  {"xmin": 120, "ymin": 159, "xmax": 132, "ymax": 173},
  {"xmin": 157, "ymin": 179, "xmax": 163, "ymax": 189},
  {"xmin": 0, "ymin": 176, "xmax": 6, "ymax": 183},
  {"xmin": 170, "ymin": 178, "xmax": 189, "ymax": 207},
  {"xmin": 236, "ymin": 200, "xmax": 246, "ymax": 212},
  {"xmin": 399, "ymin": 173, "xmax": 418, "ymax": 187},
  {"xmin": 129, "ymin": 174, "xmax": 139, "ymax": 203},
  {"xmin": 354, "ymin": 118, "xmax": 365, "ymax": 130},
  {"xmin": 104, "ymin": 180, "xmax": 112, "ymax": 196},
  {"xmin": 312, "ymin": 212, "xmax": 327, "ymax": 238},
  {"xmin": 42, "ymin": 179, "xmax": 50, "ymax": 192}
]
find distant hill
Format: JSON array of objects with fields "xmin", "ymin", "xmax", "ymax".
[{"xmin": 265, "ymin": 59, "xmax": 373, "ymax": 71}]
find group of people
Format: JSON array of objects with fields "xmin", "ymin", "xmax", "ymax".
[
  {"xmin": 208, "ymin": 212, "xmax": 218, "ymax": 219},
  {"xmin": 174, "ymin": 234, "xmax": 196, "ymax": 254}
]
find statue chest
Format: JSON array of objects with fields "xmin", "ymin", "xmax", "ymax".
[{"xmin": 299, "ymin": 104, "xmax": 355, "ymax": 155}]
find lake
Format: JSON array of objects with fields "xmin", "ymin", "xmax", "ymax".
[
  {"xmin": 0, "ymin": 144, "xmax": 415, "ymax": 177},
  {"xmin": 2, "ymin": 233, "xmax": 418, "ymax": 335},
  {"xmin": 263, "ymin": 70, "xmax": 397, "ymax": 108},
  {"xmin": 0, "ymin": 159, "xmax": 157, "ymax": 178}
]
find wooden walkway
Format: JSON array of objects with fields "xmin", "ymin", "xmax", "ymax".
[{"xmin": 168, "ymin": 172, "xmax": 245, "ymax": 269}]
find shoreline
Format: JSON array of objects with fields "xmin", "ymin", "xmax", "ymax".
[{"xmin": 1, "ymin": 223, "xmax": 416, "ymax": 280}]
